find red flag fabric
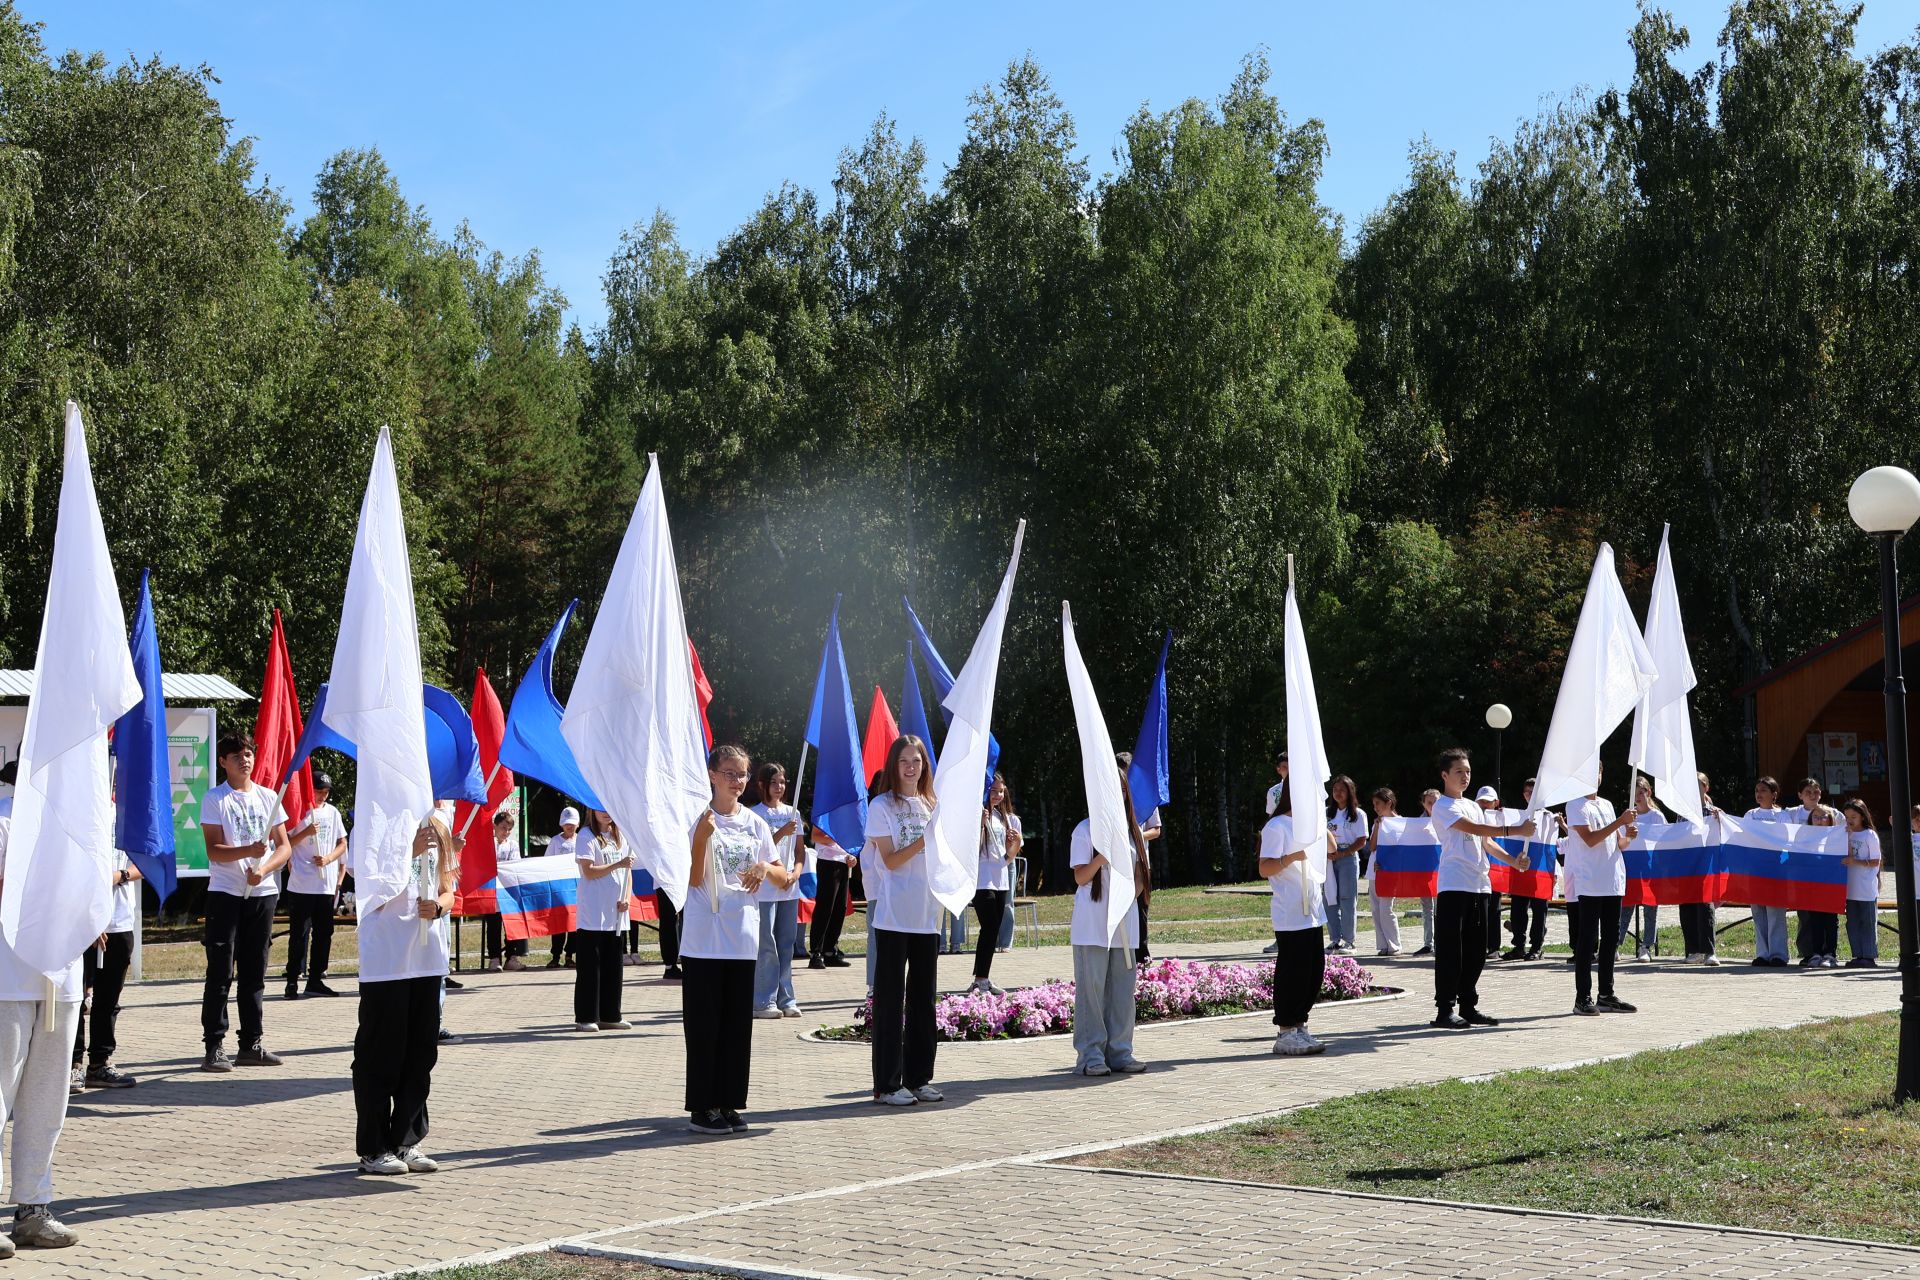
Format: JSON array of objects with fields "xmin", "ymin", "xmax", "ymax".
[
  {"xmin": 454, "ymin": 667, "xmax": 516, "ymax": 911},
  {"xmin": 862, "ymin": 685, "xmax": 899, "ymax": 793},
  {"xmin": 254, "ymin": 609, "xmax": 313, "ymax": 827},
  {"xmin": 689, "ymin": 639, "xmax": 715, "ymax": 750}
]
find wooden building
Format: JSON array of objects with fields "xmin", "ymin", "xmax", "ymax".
[{"xmin": 1737, "ymin": 595, "xmax": 1920, "ymax": 818}]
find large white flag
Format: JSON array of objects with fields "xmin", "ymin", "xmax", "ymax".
[
  {"xmin": 1062, "ymin": 601, "xmax": 1135, "ymax": 940},
  {"xmin": 1283, "ymin": 573, "xmax": 1331, "ymax": 906},
  {"xmin": 1531, "ymin": 543, "xmax": 1658, "ymax": 812},
  {"xmin": 561, "ymin": 455, "xmax": 710, "ymax": 911},
  {"xmin": 926, "ymin": 522, "xmax": 1025, "ymax": 917},
  {"xmin": 1630, "ymin": 526, "xmax": 1702, "ymax": 823},
  {"xmin": 323, "ymin": 427, "xmax": 432, "ymax": 914},
  {"xmin": 0, "ymin": 403, "xmax": 141, "ymax": 975}
]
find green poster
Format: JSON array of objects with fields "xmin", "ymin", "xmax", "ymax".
[{"xmin": 168, "ymin": 708, "xmax": 215, "ymax": 875}]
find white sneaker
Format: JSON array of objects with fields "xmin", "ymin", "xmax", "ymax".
[
  {"xmin": 1271, "ymin": 1027, "xmax": 1324, "ymax": 1057},
  {"xmin": 1684, "ymin": 952, "xmax": 1703, "ymax": 964},
  {"xmin": 357, "ymin": 1152, "xmax": 407, "ymax": 1176},
  {"xmin": 1704, "ymin": 954, "xmax": 1722, "ymax": 967},
  {"xmin": 597, "ymin": 1020, "xmax": 633, "ymax": 1031},
  {"xmin": 873, "ymin": 1088, "xmax": 917, "ymax": 1106},
  {"xmin": 1636, "ymin": 948, "xmax": 1652, "ymax": 962},
  {"xmin": 911, "ymin": 1084, "xmax": 944, "ymax": 1102},
  {"xmin": 1079, "ymin": 1061, "xmax": 1112, "ymax": 1077},
  {"xmin": 752, "ymin": 1006, "xmax": 783, "ymax": 1020},
  {"xmin": 397, "ymin": 1146, "xmax": 439, "ymax": 1173},
  {"xmin": 68, "ymin": 1066, "xmax": 83, "ymax": 1095},
  {"xmin": 972, "ymin": 978, "xmax": 1006, "ymax": 996},
  {"xmin": 779, "ymin": 1004, "xmax": 803, "ymax": 1018},
  {"xmin": 573, "ymin": 1021, "xmax": 600, "ymax": 1032}
]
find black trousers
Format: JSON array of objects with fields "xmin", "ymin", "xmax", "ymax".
[
  {"xmin": 282, "ymin": 890, "xmax": 336, "ymax": 984},
  {"xmin": 1679, "ymin": 902, "xmax": 1716, "ymax": 956},
  {"xmin": 1508, "ymin": 894, "xmax": 1548, "ymax": 952},
  {"xmin": 1136, "ymin": 894, "xmax": 1152, "ymax": 965},
  {"xmin": 812, "ymin": 861, "xmax": 852, "ymax": 959},
  {"xmin": 1272, "ymin": 926, "xmax": 1326, "ymax": 1027},
  {"xmin": 352, "ymin": 975, "xmax": 441, "ymax": 1158},
  {"xmin": 1574, "ymin": 894, "xmax": 1623, "ymax": 1002},
  {"xmin": 681, "ymin": 956, "xmax": 754, "ymax": 1112},
  {"xmin": 627, "ymin": 920, "xmax": 642, "ymax": 954},
  {"xmin": 1483, "ymin": 892, "xmax": 1503, "ymax": 953},
  {"xmin": 549, "ymin": 927, "xmax": 576, "ymax": 961},
  {"xmin": 1796, "ymin": 910, "xmax": 1839, "ymax": 958},
  {"xmin": 656, "ymin": 891, "xmax": 680, "ymax": 967},
  {"xmin": 482, "ymin": 914, "xmax": 525, "ymax": 959},
  {"xmin": 1434, "ymin": 891, "xmax": 1488, "ymax": 1015},
  {"xmin": 202, "ymin": 891, "xmax": 274, "ymax": 1048},
  {"xmin": 871, "ymin": 928, "xmax": 938, "ymax": 1094},
  {"xmin": 74, "ymin": 931, "xmax": 133, "ymax": 1069},
  {"xmin": 970, "ymin": 889, "xmax": 1007, "ymax": 979},
  {"xmin": 573, "ymin": 930, "xmax": 625, "ymax": 1023}
]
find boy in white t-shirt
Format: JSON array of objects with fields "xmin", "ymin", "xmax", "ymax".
[
  {"xmin": 545, "ymin": 808, "xmax": 583, "ymax": 969},
  {"xmin": 1566, "ymin": 765, "xmax": 1639, "ymax": 1016},
  {"xmin": 282, "ymin": 772, "xmax": 348, "ymax": 1000},
  {"xmin": 1428, "ymin": 749, "xmax": 1530, "ymax": 1029},
  {"xmin": 196, "ymin": 733, "xmax": 293, "ymax": 1073},
  {"xmin": 71, "ymin": 849, "xmax": 141, "ymax": 1090}
]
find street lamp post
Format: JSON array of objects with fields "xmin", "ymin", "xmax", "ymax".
[
  {"xmin": 1486, "ymin": 703, "xmax": 1513, "ymax": 802},
  {"xmin": 1849, "ymin": 465, "xmax": 1920, "ymax": 1104}
]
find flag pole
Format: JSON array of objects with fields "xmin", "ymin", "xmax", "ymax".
[
  {"xmin": 1288, "ymin": 554, "xmax": 1311, "ymax": 919},
  {"xmin": 457, "ymin": 760, "xmax": 506, "ymax": 838}
]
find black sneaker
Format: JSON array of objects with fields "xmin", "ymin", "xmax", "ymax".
[
  {"xmin": 662, "ymin": 965, "xmax": 683, "ymax": 980},
  {"xmin": 1525, "ymin": 949, "xmax": 1543, "ymax": 961},
  {"xmin": 444, "ymin": 977, "xmax": 464, "ymax": 990},
  {"xmin": 84, "ymin": 1064, "xmax": 136, "ymax": 1089},
  {"xmin": 546, "ymin": 956, "xmax": 562, "ymax": 969},
  {"xmin": 1502, "ymin": 947, "xmax": 1526, "ymax": 961},
  {"xmin": 1573, "ymin": 998, "xmax": 1600, "ymax": 1016},
  {"xmin": 688, "ymin": 1109, "xmax": 731, "ymax": 1135},
  {"xmin": 304, "ymin": 981, "xmax": 340, "ymax": 997},
  {"xmin": 1409, "ymin": 946, "xmax": 1433, "ymax": 956},
  {"xmin": 283, "ymin": 983, "xmax": 302, "ymax": 1001},
  {"xmin": 721, "ymin": 1108, "xmax": 747, "ymax": 1133},
  {"xmin": 1429, "ymin": 1011, "xmax": 1468, "ymax": 1029},
  {"xmin": 201, "ymin": 1047, "xmax": 234, "ymax": 1073},
  {"xmin": 234, "ymin": 1044, "xmax": 283, "ymax": 1067},
  {"xmin": 437, "ymin": 1028, "xmax": 462, "ymax": 1044},
  {"xmin": 807, "ymin": 957, "xmax": 827, "ymax": 970},
  {"xmin": 824, "ymin": 956, "xmax": 851, "ymax": 968},
  {"xmin": 1460, "ymin": 1009, "xmax": 1501, "ymax": 1027},
  {"xmin": 1596, "ymin": 995, "xmax": 1638, "ymax": 1013},
  {"xmin": 1750, "ymin": 956, "xmax": 1770, "ymax": 967}
]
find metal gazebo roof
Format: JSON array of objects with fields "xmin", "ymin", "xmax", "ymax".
[{"xmin": 0, "ymin": 670, "xmax": 251, "ymax": 701}]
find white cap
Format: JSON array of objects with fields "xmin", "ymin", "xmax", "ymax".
[
  {"xmin": 1474, "ymin": 786, "xmax": 1500, "ymax": 804},
  {"xmin": 559, "ymin": 806, "xmax": 580, "ymax": 828}
]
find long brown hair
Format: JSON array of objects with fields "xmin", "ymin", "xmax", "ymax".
[
  {"xmin": 1092, "ymin": 761, "xmax": 1150, "ymax": 902},
  {"xmin": 425, "ymin": 813, "xmax": 459, "ymax": 894},
  {"xmin": 881, "ymin": 735, "xmax": 936, "ymax": 802}
]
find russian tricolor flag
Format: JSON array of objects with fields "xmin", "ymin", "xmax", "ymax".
[
  {"xmin": 494, "ymin": 857, "xmax": 580, "ymax": 941},
  {"xmin": 1371, "ymin": 816, "xmax": 1439, "ymax": 899},
  {"xmin": 1490, "ymin": 808, "xmax": 1558, "ymax": 899},
  {"xmin": 1623, "ymin": 818, "xmax": 1719, "ymax": 906},
  {"xmin": 1717, "ymin": 814, "xmax": 1847, "ymax": 913}
]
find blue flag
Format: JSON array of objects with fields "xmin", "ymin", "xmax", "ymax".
[
  {"xmin": 499, "ymin": 600, "xmax": 604, "ymax": 810},
  {"xmin": 805, "ymin": 595, "xmax": 868, "ymax": 854},
  {"xmin": 112, "ymin": 570, "xmax": 176, "ymax": 904},
  {"xmin": 1128, "ymin": 630, "xmax": 1172, "ymax": 822},
  {"xmin": 288, "ymin": 683, "xmax": 356, "ymax": 776},
  {"xmin": 903, "ymin": 594, "xmax": 1000, "ymax": 791},
  {"xmin": 899, "ymin": 640, "xmax": 939, "ymax": 772}
]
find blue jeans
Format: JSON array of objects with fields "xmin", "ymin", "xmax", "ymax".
[
  {"xmin": 753, "ymin": 900, "xmax": 798, "ymax": 1010},
  {"xmin": 1752, "ymin": 905, "xmax": 1790, "ymax": 962},
  {"xmin": 1071, "ymin": 944, "xmax": 1136, "ymax": 1070},
  {"xmin": 943, "ymin": 907, "xmax": 968, "ymax": 953},
  {"xmin": 996, "ymin": 887, "xmax": 1014, "ymax": 949},
  {"xmin": 1618, "ymin": 903, "xmax": 1658, "ymax": 953},
  {"xmin": 1326, "ymin": 856, "xmax": 1359, "ymax": 947},
  {"xmin": 1846, "ymin": 900, "xmax": 1880, "ymax": 961}
]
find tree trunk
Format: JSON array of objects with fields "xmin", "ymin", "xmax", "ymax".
[
  {"xmin": 1215, "ymin": 725, "xmax": 1235, "ymax": 882},
  {"xmin": 1183, "ymin": 742, "xmax": 1206, "ymax": 885}
]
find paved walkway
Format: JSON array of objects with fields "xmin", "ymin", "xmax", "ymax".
[{"xmin": 33, "ymin": 936, "xmax": 1910, "ymax": 1279}]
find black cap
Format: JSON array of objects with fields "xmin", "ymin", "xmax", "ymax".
[{"xmin": 313, "ymin": 772, "xmax": 333, "ymax": 791}]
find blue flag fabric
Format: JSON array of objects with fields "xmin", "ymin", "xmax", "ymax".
[
  {"xmin": 288, "ymin": 683, "xmax": 356, "ymax": 775},
  {"xmin": 499, "ymin": 600, "xmax": 604, "ymax": 810},
  {"xmin": 899, "ymin": 640, "xmax": 938, "ymax": 772},
  {"xmin": 1128, "ymin": 630, "xmax": 1172, "ymax": 822},
  {"xmin": 293, "ymin": 683, "xmax": 491, "ymax": 803},
  {"xmin": 112, "ymin": 570, "xmax": 177, "ymax": 904},
  {"xmin": 805, "ymin": 596, "xmax": 868, "ymax": 854},
  {"xmin": 903, "ymin": 595, "xmax": 1000, "ymax": 792}
]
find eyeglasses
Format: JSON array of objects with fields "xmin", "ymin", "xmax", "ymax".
[{"xmin": 716, "ymin": 770, "xmax": 749, "ymax": 782}]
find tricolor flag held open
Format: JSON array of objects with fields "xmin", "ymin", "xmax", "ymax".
[{"xmin": 1369, "ymin": 817, "xmax": 1440, "ymax": 900}]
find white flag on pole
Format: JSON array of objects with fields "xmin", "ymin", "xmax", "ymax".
[
  {"xmin": 323, "ymin": 427, "xmax": 432, "ymax": 914},
  {"xmin": 1062, "ymin": 601, "xmax": 1135, "ymax": 941},
  {"xmin": 1283, "ymin": 568, "xmax": 1331, "ymax": 905},
  {"xmin": 0, "ymin": 402, "xmax": 142, "ymax": 976},
  {"xmin": 1630, "ymin": 525, "xmax": 1703, "ymax": 824},
  {"xmin": 925, "ymin": 522, "xmax": 1025, "ymax": 918},
  {"xmin": 561, "ymin": 455, "xmax": 710, "ymax": 911},
  {"xmin": 1531, "ymin": 542, "xmax": 1658, "ymax": 812}
]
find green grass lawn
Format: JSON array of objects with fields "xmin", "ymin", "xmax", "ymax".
[{"xmin": 1074, "ymin": 1012, "xmax": 1920, "ymax": 1244}]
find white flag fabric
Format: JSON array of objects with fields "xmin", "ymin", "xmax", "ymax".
[
  {"xmin": 1061, "ymin": 601, "xmax": 1135, "ymax": 940},
  {"xmin": 561, "ymin": 456, "xmax": 710, "ymax": 911},
  {"xmin": 1532, "ymin": 542, "xmax": 1658, "ymax": 812},
  {"xmin": 323, "ymin": 427, "xmax": 432, "ymax": 915},
  {"xmin": 0, "ymin": 402, "xmax": 142, "ymax": 976},
  {"xmin": 1282, "ymin": 578, "xmax": 1331, "ymax": 902},
  {"xmin": 926, "ymin": 522, "xmax": 1026, "ymax": 917},
  {"xmin": 1629, "ymin": 526, "xmax": 1703, "ymax": 824}
]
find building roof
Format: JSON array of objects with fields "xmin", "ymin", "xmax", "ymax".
[
  {"xmin": 0, "ymin": 670, "xmax": 251, "ymax": 701},
  {"xmin": 1732, "ymin": 593, "xmax": 1920, "ymax": 697}
]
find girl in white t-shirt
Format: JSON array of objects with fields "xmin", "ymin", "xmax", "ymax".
[
  {"xmin": 1800, "ymin": 797, "xmax": 1842, "ymax": 968},
  {"xmin": 683, "ymin": 745, "xmax": 789, "ymax": 1136},
  {"xmin": 1324, "ymin": 776, "xmax": 1367, "ymax": 954},
  {"xmin": 353, "ymin": 813, "xmax": 460, "ymax": 1176},
  {"xmin": 966, "ymin": 773, "xmax": 1022, "ymax": 995},
  {"xmin": 1619, "ymin": 777, "xmax": 1665, "ymax": 962},
  {"xmin": 1842, "ymin": 799, "xmax": 1883, "ymax": 968},
  {"xmin": 1262, "ymin": 779, "xmax": 1332, "ymax": 1056},
  {"xmin": 1069, "ymin": 758, "xmax": 1151, "ymax": 1077},
  {"xmin": 749, "ymin": 763, "xmax": 807, "ymax": 1019},
  {"xmin": 573, "ymin": 811, "xmax": 635, "ymax": 1031},
  {"xmin": 865, "ymin": 736, "xmax": 942, "ymax": 1106},
  {"xmin": 1743, "ymin": 776, "xmax": 1791, "ymax": 964}
]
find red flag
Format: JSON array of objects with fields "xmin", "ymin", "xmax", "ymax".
[
  {"xmin": 689, "ymin": 639, "xmax": 715, "ymax": 750},
  {"xmin": 254, "ymin": 609, "xmax": 313, "ymax": 826},
  {"xmin": 454, "ymin": 667, "xmax": 516, "ymax": 909},
  {"xmin": 862, "ymin": 685, "xmax": 899, "ymax": 793}
]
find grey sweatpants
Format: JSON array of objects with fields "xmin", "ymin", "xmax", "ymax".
[
  {"xmin": 1, "ymin": 998, "xmax": 80, "ymax": 1205},
  {"xmin": 1071, "ymin": 944, "xmax": 1136, "ymax": 1070}
]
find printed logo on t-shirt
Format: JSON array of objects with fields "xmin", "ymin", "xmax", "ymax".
[
  {"xmin": 887, "ymin": 798, "xmax": 929, "ymax": 848},
  {"xmin": 223, "ymin": 789, "xmax": 274, "ymax": 844},
  {"xmin": 710, "ymin": 821, "xmax": 760, "ymax": 887}
]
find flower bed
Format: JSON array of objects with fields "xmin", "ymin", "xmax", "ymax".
[{"xmin": 815, "ymin": 955, "xmax": 1391, "ymax": 1043}]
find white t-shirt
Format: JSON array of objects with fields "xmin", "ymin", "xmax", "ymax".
[
  {"xmin": 680, "ymin": 806, "xmax": 774, "ymax": 961},
  {"xmin": 1566, "ymin": 797, "xmax": 1625, "ymax": 900},
  {"xmin": 547, "ymin": 829, "xmax": 582, "ymax": 864},
  {"xmin": 1261, "ymin": 814, "xmax": 1328, "ymax": 933},
  {"xmin": 978, "ymin": 811, "xmax": 1012, "ymax": 891},
  {"xmin": 1330, "ymin": 809, "xmax": 1369, "ymax": 852},
  {"xmin": 108, "ymin": 851, "xmax": 137, "ymax": 933},
  {"xmin": 1068, "ymin": 819, "xmax": 1139, "ymax": 948},
  {"xmin": 864, "ymin": 793, "xmax": 939, "ymax": 935},
  {"xmin": 287, "ymin": 801, "xmax": 345, "ymax": 896},
  {"xmin": 0, "ymin": 816, "xmax": 82, "ymax": 1002},
  {"xmin": 576, "ymin": 834, "xmax": 632, "ymax": 932},
  {"xmin": 1847, "ymin": 828, "xmax": 1883, "ymax": 902},
  {"xmin": 357, "ymin": 828, "xmax": 451, "ymax": 983},
  {"xmin": 496, "ymin": 834, "xmax": 521, "ymax": 863},
  {"xmin": 1435, "ymin": 795, "xmax": 1492, "ymax": 895},
  {"xmin": 750, "ymin": 802, "xmax": 805, "ymax": 903},
  {"xmin": 1265, "ymin": 781, "xmax": 1285, "ymax": 816},
  {"xmin": 814, "ymin": 831, "xmax": 851, "ymax": 864},
  {"xmin": 199, "ymin": 782, "xmax": 287, "ymax": 900}
]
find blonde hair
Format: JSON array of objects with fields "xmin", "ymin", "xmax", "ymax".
[{"xmin": 425, "ymin": 813, "xmax": 459, "ymax": 893}]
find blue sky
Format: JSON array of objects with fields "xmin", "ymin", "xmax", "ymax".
[{"xmin": 36, "ymin": 2, "xmax": 1916, "ymax": 332}]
